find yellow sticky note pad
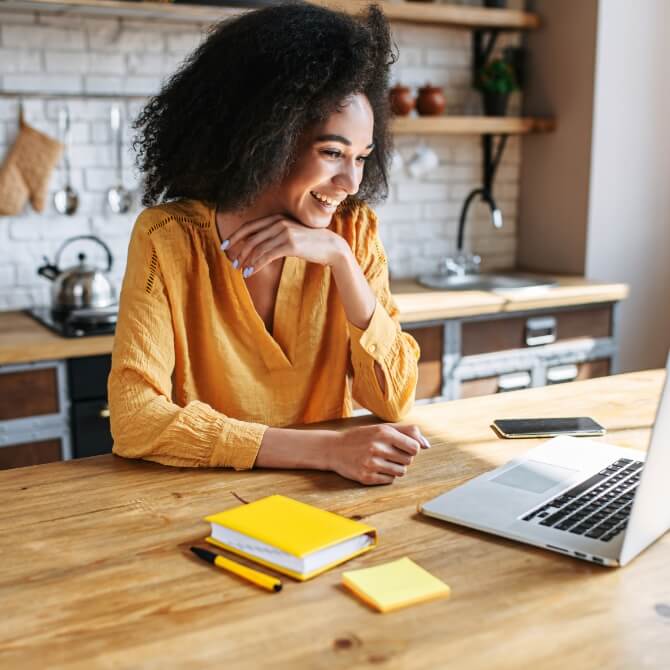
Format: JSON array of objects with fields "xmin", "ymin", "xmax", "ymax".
[{"xmin": 341, "ymin": 557, "xmax": 451, "ymax": 613}]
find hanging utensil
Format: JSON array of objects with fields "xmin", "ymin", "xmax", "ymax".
[
  {"xmin": 106, "ymin": 105, "xmax": 133, "ymax": 214},
  {"xmin": 53, "ymin": 105, "xmax": 79, "ymax": 216}
]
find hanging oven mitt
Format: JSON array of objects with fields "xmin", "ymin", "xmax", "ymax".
[
  {"xmin": 0, "ymin": 112, "xmax": 63, "ymax": 215},
  {"xmin": 0, "ymin": 155, "xmax": 30, "ymax": 216}
]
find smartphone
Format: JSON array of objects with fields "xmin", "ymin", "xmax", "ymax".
[{"xmin": 491, "ymin": 417, "xmax": 606, "ymax": 439}]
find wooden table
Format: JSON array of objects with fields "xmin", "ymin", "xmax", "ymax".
[{"xmin": 1, "ymin": 371, "xmax": 668, "ymax": 669}]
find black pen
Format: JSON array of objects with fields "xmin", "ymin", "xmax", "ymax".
[{"xmin": 190, "ymin": 546, "xmax": 282, "ymax": 592}]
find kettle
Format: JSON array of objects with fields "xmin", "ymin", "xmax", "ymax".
[{"xmin": 38, "ymin": 235, "xmax": 116, "ymax": 312}]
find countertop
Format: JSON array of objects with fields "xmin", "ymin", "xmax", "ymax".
[
  {"xmin": 0, "ymin": 276, "xmax": 628, "ymax": 365},
  {"xmin": 0, "ymin": 370, "xmax": 667, "ymax": 669}
]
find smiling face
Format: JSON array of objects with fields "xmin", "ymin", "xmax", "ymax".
[{"xmin": 271, "ymin": 93, "xmax": 375, "ymax": 228}]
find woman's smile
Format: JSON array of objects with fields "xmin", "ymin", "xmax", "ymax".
[{"xmin": 310, "ymin": 190, "xmax": 343, "ymax": 209}]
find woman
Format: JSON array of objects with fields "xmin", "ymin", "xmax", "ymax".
[{"xmin": 109, "ymin": 1, "xmax": 428, "ymax": 485}]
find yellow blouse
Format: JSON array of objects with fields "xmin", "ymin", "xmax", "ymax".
[{"xmin": 108, "ymin": 199, "xmax": 420, "ymax": 470}]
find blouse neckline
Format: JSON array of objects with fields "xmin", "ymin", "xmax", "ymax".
[{"xmin": 203, "ymin": 200, "xmax": 305, "ymax": 371}]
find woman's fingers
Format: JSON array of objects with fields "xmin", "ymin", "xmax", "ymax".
[
  {"xmin": 365, "ymin": 473, "xmax": 396, "ymax": 486},
  {"xmin": 234, "ymin": 223, "xmax": 288, "ymax": 269},
  {"xmin": 225, "ymin": 214, "xmax": 284, "ymax": 249},
  {"xmin": 377, "ymin": 425, "xmax": 421, "ymax": 455},
  {"xmin": 245, "ymin": 240, "xmax": 296, "ymax": 275},
  {"xmin": 374, "ymin": 442, "xmax": 414, "ymax": 466},
  {"xmin": 391, "ymin": 423, "xmax": 431, "ymax": 449},
  {"xmin": 227, "ymin": 221, "xmax": 281, "ymax": 266},
  {"xmin": 371, "ymin": 456, "xmax": 407, "ymax": 478}
]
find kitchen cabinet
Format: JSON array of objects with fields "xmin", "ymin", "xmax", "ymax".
[
  {"xmin": 0, "ymin": 355, "xmax": 112, "ymax": 469},
  {"xmin": 68, "ymin": 355, "xmax": 113, "ymax": 458},
  {"xmin": 403, "ymin": 302, "xmax": 619, "ymax": 403},
  {"xmin": 0, "ymin": 360, "xmax": 72, "ymax": 468}
]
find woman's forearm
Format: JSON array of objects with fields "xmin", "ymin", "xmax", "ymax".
[
  {"xmin": 329, "ymin": 240, "xmax": 387, "ymax": 393},
  {"xmin": 329, "ymin": 239, "xmax": 376, "ymax": 330},
  {"xmin": 254, "ymin": 427, "xmax": 338, "ymax": 470}
]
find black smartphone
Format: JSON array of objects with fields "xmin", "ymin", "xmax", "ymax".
[{"xmin": 491, "ymin": 417, "xmax": 606, "ymax": 439}]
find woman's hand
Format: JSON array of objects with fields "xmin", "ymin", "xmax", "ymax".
[
  {"xmin": 327, "ymin": 424, "xmax": 430, "ymax": 485},
  {"xmin": 224, "ymin": 214, "xmax": 347, "ymax": 277}
]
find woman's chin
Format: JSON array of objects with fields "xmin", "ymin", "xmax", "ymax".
[{"xmin": 298, "ymin": 210, "xmax": 335, "ymax": 229}]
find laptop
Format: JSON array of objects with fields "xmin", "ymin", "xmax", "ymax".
[{"xmin": 420, "ymin": 354, "xmax": 670, "ymax": 567}]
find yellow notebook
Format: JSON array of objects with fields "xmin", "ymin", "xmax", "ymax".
[
  {"xmin": 204, "ymin": 495, "xmax": 377, "ymax": 581},
  {"xmin": 342, "ymin": 557, "xmax": 451, "ymax": 613}
]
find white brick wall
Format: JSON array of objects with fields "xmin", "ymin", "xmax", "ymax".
[{"xmin": 0, "ymin": 4, "xmax": 522, "ymax": 310}]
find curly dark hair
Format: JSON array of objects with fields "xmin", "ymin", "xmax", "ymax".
[{"xmin": 133, "ymin": 1, "xmax": 396, "ymax": 210}]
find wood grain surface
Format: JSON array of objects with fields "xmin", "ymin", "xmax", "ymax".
[
  {"xmin": 0, "ymin": 370, "xmax": 668, "ymax": 669},
  {"xmin": 0, "ymin": 311, "xmax": 114, "ymax": 365},
  {"xmin": 1, "ymin": 0, "xmax": 540, "ymax": 30}
]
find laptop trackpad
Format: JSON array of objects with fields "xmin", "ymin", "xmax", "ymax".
[{"xmin": 490, "ymin": 460, "xmax": 579, "ymax": 494}]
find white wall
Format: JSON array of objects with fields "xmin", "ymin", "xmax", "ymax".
[{"xmin": 586, "ymin": 0, "xmax": 670, "ymax": 371}]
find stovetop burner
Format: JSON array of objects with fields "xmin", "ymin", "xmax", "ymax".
[{"xmin": 27, "ymin": 306, "xmax": 117, "ymax": 338}]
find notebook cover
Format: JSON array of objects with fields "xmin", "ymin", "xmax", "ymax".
[
  {"xmin": 205, "ymin": 535, "xmax": 376, "ymax": 581},
  {"xmin": 342, "ymin": 557, "xmax": 451, "ymax": 613},
  {"xmin": 204, "ymin": 495, "xmax": 377, "ymax": 558}
]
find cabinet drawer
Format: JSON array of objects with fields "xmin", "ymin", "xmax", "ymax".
[
  {"xmin": 0, "ymin": 367, "xmax": 60, "ymax": 421},
  {"xmin": 72, "ymin": 399, "xmax": 113, "ymax": 458},
  {"xmin": 0, "ymin": 438, "xmax": 62, "ymax": 469},
  {"xmin": 546, "ymin": 358, "xmax": 610, "ymax": 384},
  {"xmin": 459, "ymin": 358, "xmax": 611, "ymax": 399},
  {"xmin": 460, "ymin": 370, "xmax": 532, "ymax": 398},
  {"xmin": 461, "ymin": 306, "xmax": 612, "ymax": 356},
  {"xmin": 405, "ymin": 326, "xmax": 442, "ymax": 400},
  {"xmin": 68, "ymin": 355, "xmax": 112, "ymax": 401}
]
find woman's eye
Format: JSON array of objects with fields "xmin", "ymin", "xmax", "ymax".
[
  {"xmin": 357, "ymin": 155, "xmax": 371, "ymax": 163},
  {"xmin": 322, "ymin": 149, "xmax": 342, "ymax": 159}
]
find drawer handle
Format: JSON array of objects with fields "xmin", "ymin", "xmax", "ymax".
[
  {"xmin": 496, "ymin": 371, "xmax": 531, "ymax": 393},
  {"xmin": 525, "ymin": 316, "xmax": 557, "ymax": 346},
  {"xmin": 547, "ymin": 364, "xmax": 579, "ymax": 384},
  {"xmin": 99, "ymin": 406, "xmax": 110, "ymax": 419}
]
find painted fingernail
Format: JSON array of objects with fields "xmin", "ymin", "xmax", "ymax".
[
  {"xmin": 220, "ymin": 239, "xmax": 230, "ymax": 251},
  {"xmin": 232, "ymin": 258, "xmax": 239, "ymax": 269},
  {"xmin": 243, "ymin": 266, "xmax": 254, "ymax": 278},
  {"xmin": 421, "ymin": 436, "xmax": 431, "ymax": 448}
]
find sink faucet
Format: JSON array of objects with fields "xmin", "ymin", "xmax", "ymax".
[
  {"xmin": 452, "ymin": 134, "xmax": 506, "ymax": 262},
  {"xmin": 455, "ymin": 187, "xmax": 504, "ymax": 252}
]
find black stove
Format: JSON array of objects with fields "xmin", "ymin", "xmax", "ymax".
[{"xmin": 27, "ymin": 306, "xmax": 117, "ymax": 338}]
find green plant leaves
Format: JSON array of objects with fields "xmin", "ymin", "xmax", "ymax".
[{"xmin": 475, "ymin": 58, "xmax": 519, "ymax": 94}]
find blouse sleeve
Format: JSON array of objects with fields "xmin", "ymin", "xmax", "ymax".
[
  {"xmin": 347, "ymin": 206, "xmax": 420, "ymax": 421},
  {"xmin": 107, "ymin": 214, "xmax": 267, "ymax": 470}
]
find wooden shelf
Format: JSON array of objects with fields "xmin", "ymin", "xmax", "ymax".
[
  {"xmin": 0, "ymin": 0, "xmax": 541, "ymax": 28},
  {"xmin": 316, "ymin": 1, "xmax": 540, "ymax": 28},
  {"xmin": 391, "ymin": 116, "xmax": 556, "ymax": 135}
]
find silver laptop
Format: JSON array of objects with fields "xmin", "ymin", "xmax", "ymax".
[{"xmin": 420, "ymin": 354, "xmax": 670, "ymax": 567}]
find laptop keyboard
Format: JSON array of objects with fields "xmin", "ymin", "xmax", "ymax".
[{"xmin": 521, "ymin": 458, "xmax": 643, "ymax": 542}]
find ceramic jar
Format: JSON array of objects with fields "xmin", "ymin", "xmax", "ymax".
[
  {"xmin": 389, "ymin": 84, "xmax": 415, "ymax": 116},
  {"xmin": 416, "ymin": 84, "xmax": 446, "ymax": 116}
]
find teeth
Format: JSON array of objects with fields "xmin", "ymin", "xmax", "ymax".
[{"xmin": 311, "ymin": 191, "xmax": 338, "ymax": 207}]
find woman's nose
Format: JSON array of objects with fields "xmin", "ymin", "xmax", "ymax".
[{"xmin": 334, "ymin": 161, "xmax": 360, "ymax": 196}]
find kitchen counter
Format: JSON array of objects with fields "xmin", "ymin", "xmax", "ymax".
[
  {"xmin": 0, "ymin": 276, "xmax": 628, "ymax": 365},
  {"xmin": 0, "ymin": 370, "xmax": 667, "ymax": 669},
  {"xmin": 392, "ymin": 275, "xmax": 628, "ymax": 324}
]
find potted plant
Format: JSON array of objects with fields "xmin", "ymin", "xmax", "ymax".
[{"xmin": 475, "ymin": 58, "xmax": 518, "ymax": 116}]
